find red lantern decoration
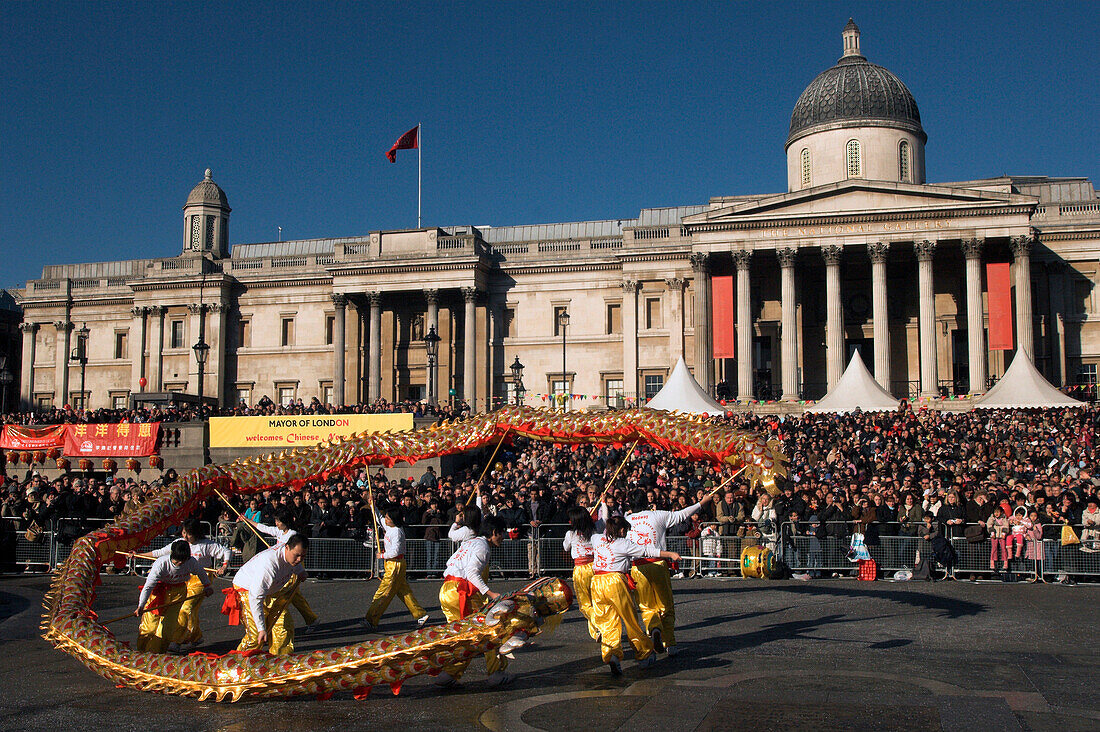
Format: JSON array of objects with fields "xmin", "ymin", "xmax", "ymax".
[
  {"xmin": 47, "ymin": 447, "xmax": 61, "ymax": 460},
  {"xmin": 102, "ymin": 458, "xmax": 117, "ymax": 473},
  {"xmin": 20, "ymin": 452, "xmax": 32, "ymax": 465},
  {"xmin": 149, "ymin": 455, "xmax": 163, "ymax": 469},
  {"xmin": 125, "ymin": 458, "xmax": 140, "ymax": 473},
  {"xmin": 56, "ymin": 457, "xmax": 71, "ymax": 471},
  {"xmin": 6, "ymin": 451, "xmax": 18, "ymax": 465},
  {"xmin": 33, "ymin": 451, "xmax": 47, "ymax": 465},
  {"xmin": 78, "ymin": 458, "xmax": 93, "ymax": 472}
]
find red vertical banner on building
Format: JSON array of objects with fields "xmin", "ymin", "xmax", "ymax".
[
  {"xmin": 986, "ymin": 262, "xmax": 1014, "ymax": 350},
  {"xmin": 711, "ymin": 275, "xmax": 735, "ymax": 359}
]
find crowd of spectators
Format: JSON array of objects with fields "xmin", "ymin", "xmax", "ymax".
[
  {"xmin": 3, "ymin": 403, "xmax": 1100, "ymax": 580},
  {"xmin": 0, "ymin": 397, "xmax": 471, "ymax": 426}
]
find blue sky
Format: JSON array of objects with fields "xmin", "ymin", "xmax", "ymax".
[{"xmin": 2, "ymin": 2, "xmax": 1098, "ymax": 288}]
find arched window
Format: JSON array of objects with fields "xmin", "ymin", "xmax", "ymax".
[
  {"xmin": 846, "ymin": 139, "xmax": 861, "ymax": 178},
  {"xmin": 800, "ymin": 148, "xmax": 811, "ymax": 188},
  {"xmin": 899, "ymin": 140, "xmax": 911, "ymax": 182}
]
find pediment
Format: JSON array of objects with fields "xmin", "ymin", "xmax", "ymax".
[{"xmin": 683, "ymin": 180, "xmax": 1037, "ymax": 227}]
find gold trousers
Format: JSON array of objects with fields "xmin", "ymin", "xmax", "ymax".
[
  {"xmin": 590, "ymin": 572, "xmax": 653, "ymax": 663},
  {"xmin": 364, "ymin": 558, "xmax": 426, "ymax": 626},
  {"xmin": 571, "ymin": 562, "xmax": 600, "ymax": 641},
  {"xmin": 136, "ymin": 581, "xmax": 189, "ymax": 653},
  {"xmin": 631, "ymin": 559, "xmax": 676, "ymax": 647},
  {"xmin": 173, "ymin": 574, "xmax": 208, "ymax": 645},
  {"xmin": 438, "ymin": 579, "xmax": 506, "ymax": 680},
  {"xmin": 236, "ymin": 578, "xmax": 299, "ymax": 656}
]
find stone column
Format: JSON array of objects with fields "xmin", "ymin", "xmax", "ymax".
[
  {"xmin": 914, "ymin": 239, "xmax": 938, "ymax": 398},
  {"xmin": 149, "ymin": 306, "xmax": 165, "ymax": 391},
  {"xmin": 187, "ymin": 304, "xmax": 204, "ymax": 393},
  {"xmin": 367, "ymin": 292, "xmax": 382, "ymax": 403},
  {"xmin": 129, "ymin": 307, "xmax": 147, "ymax": 393},
  {"xmin": 332, "ymin": 294, "xmax": 347, "ymax": 405},
  {"xmin": 961, "ymin": 238, "xmax": 987, "ymax": 393},
  {"xmin": 689, "ymin": 253, "xmax": 712, "ymax": 393},
  {"xmin": 665, "ymin": 278, "xmax": 685, "ymax": 364},
  {"xmin": 822, "ymin": 244, "xmax": 844, "ymax": 390},
  {"xmin": 1011, "ymin": 234, "xmax": 1034, "ymax": 358},
  {"xmin": 54, "ymin": 321, "xmax": 72, "ymax": 406},
  {"xmin": 777, "ymin": 247, "xmax": 799, "ymax": 400},
  {"xmin": 18, "ymin": 322, "xmax": 38, "ymax": 408},
  {"xmin": 733, "ymin": 249, "xmax": 753, "ymax": 401},
  {"xmin": 461, "ymin": 287, "xmax": 478, "ymax": 411},
  {"xmin": 867, "ymin": 241, "xmax": 891, "ymax": 389},
  {"xmin": 208, "ymin": 304, "xmax": 227, "ymax": 406},
  {"xmin": 425, "ymin": 289, "xmax": 439, "ymax": 405},
  {"xmin": 621, "ymin": 280, "xmax": 640, "ymax": 403}
]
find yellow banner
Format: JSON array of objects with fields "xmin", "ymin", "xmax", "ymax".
[{"xmin": 208, "ymin": 414, "xmax": 413, "ymax": 448}]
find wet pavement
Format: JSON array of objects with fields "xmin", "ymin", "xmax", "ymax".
[{"xmin": 1, "ymin": 573, "xmax": 1097, "ymax": 731}]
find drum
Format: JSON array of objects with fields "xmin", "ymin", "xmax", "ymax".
[{"xmin": 740, "ymin": 544, "xmax": 775, "ymax": 579}]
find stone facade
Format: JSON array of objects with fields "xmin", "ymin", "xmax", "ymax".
[{"xmin": 11, "ymin": 23, "xmax": 1100, "ymax": 411}]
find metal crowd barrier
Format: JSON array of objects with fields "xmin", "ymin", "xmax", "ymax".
[{"xmin": 2, "ymin": 516, "xmax": 53, "ymax": 571}]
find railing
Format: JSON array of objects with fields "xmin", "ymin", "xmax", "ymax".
[{"xmin": 6, "ymin": 518, "xmax": 1098, "ymax": 582}]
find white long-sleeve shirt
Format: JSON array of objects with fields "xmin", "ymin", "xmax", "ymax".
[
  {"xmin": 444, "ymin": 535, "xmax": 491, "ymax": 594},
  {"xmin": 626, "ymin": 502, "xmax": 703, "ymax": 551},
  {"xmin": 232, "ymin": 546, "xmax": 307, "ymax": 633},
  {"xmin": 151, "ymin": 538, "xmax": 231, "ymax": 568},
  {"xmin": 137, "ymin": 555, "xmax": 210, "ymax": 612},
  {"xmin": 592, "ymin": 533, "xmax": 659, "ymax": 574},
  {"xmin": 447, "ymin": 495, "xmax": 483, "ymax": 543},
  {"xmin": 563, "ymin": 530, "xmax": 595, "ymax": 562},
  {"xmin": 252, "ymin": 521, "xmax": 296, "ymax": 546},
  {"xmin": 381, "ymin": 523, "xmax": 406, "ymax": 559}
]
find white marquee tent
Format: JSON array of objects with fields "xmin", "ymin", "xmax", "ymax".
[
  {"xmin": 806, "ymin": 352, "xmax": 900, "ymax": 413},
  {"xmin": 644, "ymin": 356, "xmax": 726, "ymax": 416},
  {"xmin": 974, "ymin": 352, "xmax": 1083, "ymax": 408}
]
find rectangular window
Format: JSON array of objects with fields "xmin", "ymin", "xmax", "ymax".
[
  {"xmin": 278, "ymin": 386, "xmax": 296, "ymax": 406},
  {"xmin": 325, "ymin": 316, "xmax": 335, "ymax": 345},
  {"xmin": 644, "ymin": 374, "xmax": 664, "ymax": 401},
  {"xmin": 236, "ymin": 388, "xmax": 251, "ymax": 406},
  {"xmin": 605, "ymin": 378, "xmax": 624, "ymax": 409},
  {"xmin": 281, "ymin": 317, "xmax": 295, "ymax": 347},
  {"xmin": 645, "ymin": 297, "xmax": 662, "ymax": 329},
  {"xmin": 114, "ymin": 331, "xmax": 128, "ymax": 359},
  {"xmin": 553, "ymin": 306, "xmax": 569, "ymax": 336},
  {"xmin": 70, "ymin": 392, "xmax": 87, "ymax": 410},
  {"xmin": 1078, "ymin": 363, "xmax": 1097, "ymax": 384},
  {"xmin": 170, "ymin": 320, "xmax": 184, "ymax": 349},
  {"xmin": 606, "ymin": 303, "xmax": 622, "ymax": 335},
  {"xmin": 551, "ymin": 379, "xmax": 569, "ymax": 396},
  {"xmin": 503, "ymin": 307, "xmax": 516, "ymax": 338},
  {"xmin": 112, "ymin": 393, "xmax": 128, "ymax": 410},
  {"xmin": 322, "ymin": 384, "xmax": 334, "ymax": 404},
  {"xmin": 504, "ymin": 380, "xmax": 520, "ymax": 406},
  {"xmin": 238, "ymin": 318, "xmax": 251, "ymax": 348},
  {"xmin": 35, "ymin": 395, "xmax": 53, "ymax": 410}
]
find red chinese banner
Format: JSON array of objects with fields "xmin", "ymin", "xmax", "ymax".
[
  {"xmin": 0, "ymin": 425, "xmax": 66, "ymax": 451},
  {"xmin": 63, "ymin": 422, "xmax": 160, "ymax": 457},
  {"xmin": 712, "ymin": 275, "xmax": 736, "ymax": 359},
  {"xmin": 986, "ymin": 262, "xmax": 1014, "ymax": 350}
]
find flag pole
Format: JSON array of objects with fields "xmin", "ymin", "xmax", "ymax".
[{"xmin": 417, "ymin": 122, "xmax": 422, "ymax": 228}]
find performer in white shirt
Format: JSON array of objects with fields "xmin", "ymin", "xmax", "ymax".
[
  {"xmin": 563, "ymin": 507, "xmax": 600, "ymax": 641},
  {"xmin": 247, "ymin": 508, "xmax": 320, "ymax": 632},
  {"xmin": 223, "ymin": 534, "xmax": 308, "ymax": 655},
  {"xmin": 447, "ymin": 494, "xmax": 484, "ymax": 544},
  {"xmin": 626, "ymin": 490, "xmax": 714, "ymax": 655},
  {"xmin": 133, "ymin": 539, "xmax": 213, "ymax": 653},
  {"xmin": 435, "ymin": 515, "xmax": 513, "ymax": 688},
  {"xmin": 362, "ymin": 507, "xmax": 429, "ymax": 631},
  {"xmin": 591, "ymin": 516, "xmax": 680, "ymax": 676},
  {"xmin": 147, "ymin": 519, "xmax": 230, "ymax": 648}
]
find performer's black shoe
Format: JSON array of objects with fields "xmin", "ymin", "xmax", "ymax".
[
  {"xmin": 650, "ymin": 627, "xmax": 665, "ymax": 654},
  {"xmin": 608, "ymin": 658, "xmax": 623, "ymax": 677}
]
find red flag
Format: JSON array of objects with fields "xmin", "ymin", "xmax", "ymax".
[
  {"xmin": 986, "ymin": 262, "xmax": 1014, "ymax": 350},
  {"xmin": 386, "ymin": 125, "xmax": 419, "ymax": 163}
]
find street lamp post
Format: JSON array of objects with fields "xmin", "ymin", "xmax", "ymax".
[
  {"xmin": 0, "ymin": 354, "xmax": 11, "ymax": 414},
  {"xmin": 423, "ymin": 325, "xmax": 441, "ymax": 406},
  {"xmin": 510, "ymin": 355, "xmax": 525, "ymax": 407},
  {"xmin": 193, "ymin": 338, "xmax": 210, "ymax": 402},
  {"xmin": 70, "ymin": 323, "xmax": 89, "ymax": 409},
  {"xmin": 557, "ymin": 310, "xmax": 570, "ymax": 410}
]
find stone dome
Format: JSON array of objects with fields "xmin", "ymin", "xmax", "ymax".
[
  {"xmin": 787, "ymin": 20, "xmax": 925, "ymax": 147},
  {"xmin": 185, "ymin": 168, "xmax": 229, "ymax": 207}
]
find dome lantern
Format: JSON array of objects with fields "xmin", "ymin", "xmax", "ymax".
[{"xmin": 182, "ymin": 168, "xmax": 231, "ymax": 257}]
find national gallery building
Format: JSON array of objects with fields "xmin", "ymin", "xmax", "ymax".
[{"xmin": 11, "ymin": 21, "xmax": 1100, "ymax": 413}]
